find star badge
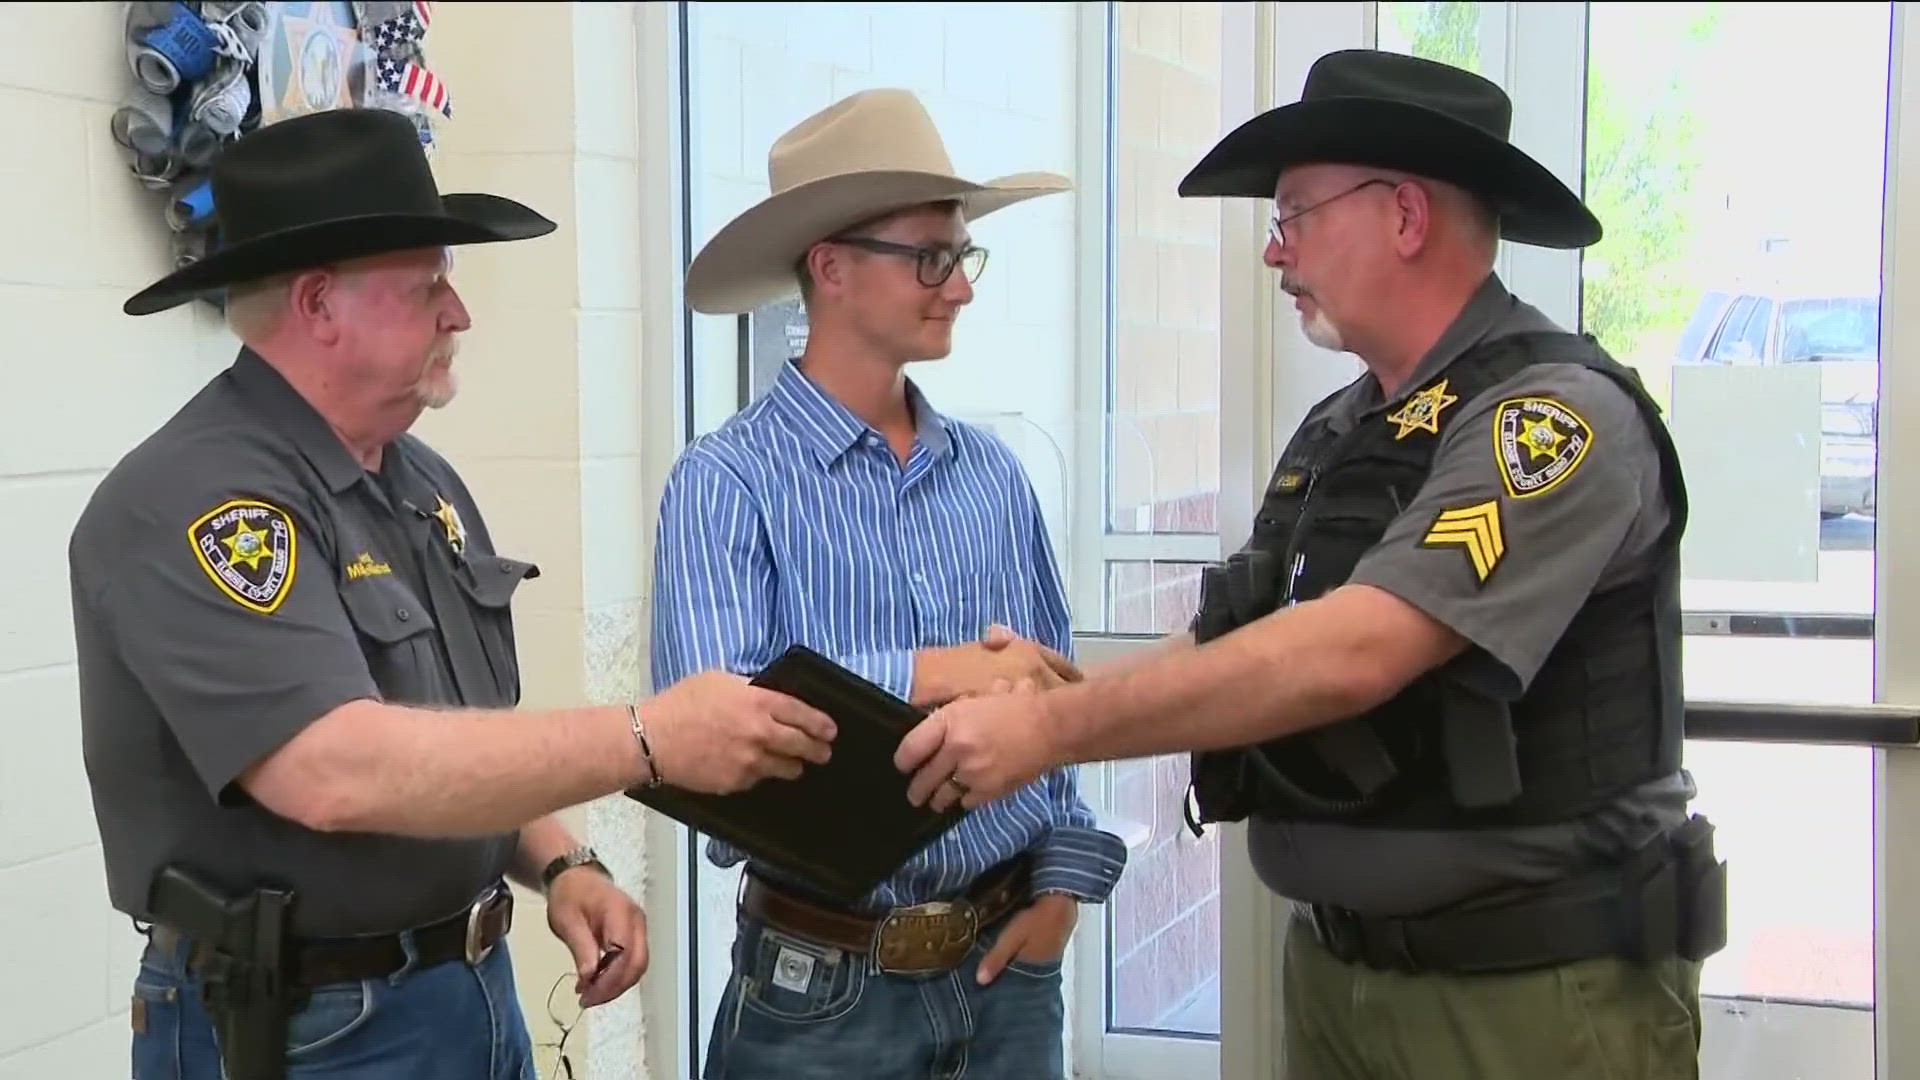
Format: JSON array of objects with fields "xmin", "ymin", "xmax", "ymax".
[
  {"xmin": 431, "ymin": 495, "xmax": 468, "ymax": 556},
  {"xmin": 1386, "ymin": 378, "xmax": 1461, "ymax": 440}
]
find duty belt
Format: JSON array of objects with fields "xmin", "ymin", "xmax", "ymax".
[
  {"xmin": 741, "ymin": 857, "xmax": 1032, "ymax": 975},
  {"xmin": 153, "ymin": 883, "xmax": 513, "ymax": 990},
  {"xmin": 1292, "ymin": 819, "xmax": 1727, "ymax": 975}
]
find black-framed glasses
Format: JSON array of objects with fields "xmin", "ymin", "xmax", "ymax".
[
  {"xmin": 833, "ymin": 236, "xmax": 989, "ymax": 287},
  {"xmin": 1268, "ymin": 177, "xmax": 1399, "ymax": 247}
]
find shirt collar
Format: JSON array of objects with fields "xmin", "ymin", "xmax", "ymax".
[
  {"xmin": 1378, "ymin": 272, "xmax": 1520, "ymax": 407},
  {"xmin": 227, "ymin": 348, "xmax": 367, "ymax": 494},
  {"xmin": 768, "ymin": 360, "xmax": 954, "ymax": 468}
]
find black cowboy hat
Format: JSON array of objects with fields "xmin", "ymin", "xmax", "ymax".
[
  {"xmin": 1178, "ymin": 49, "xmax": 1601, "ymax": 250},
  {"xmin": 123, "ymin": 107, "xmax": 556, "ymax": 316}
]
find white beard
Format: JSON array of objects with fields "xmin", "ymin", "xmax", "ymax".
[
  {"xmin": 417, "ymin": 369, "xmax": 458, "ymax": 410},
  {"xmin": 1301, "ymin": 307, "xmax": 1346, "ymax": 352}
]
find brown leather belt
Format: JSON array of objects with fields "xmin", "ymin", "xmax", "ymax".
[
  {"xmin": 742, "ymin": 858, "xmax": 1032, "ymax": 974},
  {"xmin": 153, "ymin": 884, "xmax": 513, "ymax": 990}
]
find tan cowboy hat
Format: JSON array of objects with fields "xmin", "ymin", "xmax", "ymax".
[{"xmin": 684, "ymin": 88, "xmax": 1071, "ymax": 314}]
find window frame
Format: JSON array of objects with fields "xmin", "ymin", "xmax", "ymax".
[{"xmin": 636, "ymin": 3, "xmax": 1920, "ymax": 1078}]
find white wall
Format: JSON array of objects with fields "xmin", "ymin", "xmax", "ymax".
[
  {"xmin": 0, "ymin": 4, "xmax": 654, "ymax": 1077},
  {"xmin": 0, "ymin": 4, "xmax": 238, "ymax": 1074}
]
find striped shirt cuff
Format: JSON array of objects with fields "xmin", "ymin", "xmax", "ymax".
[
  {"xmin": 1031, "ymin": 825, "xmax": 1130, "ymax": 903},
  {"xmin": 841, "ymin": 648, "xmax": 916, "ymax": 703}
]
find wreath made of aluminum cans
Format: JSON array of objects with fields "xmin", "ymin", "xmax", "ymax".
[{"xmin": 110, "ymin": 1, "xmax": 454, "ymax": 311}]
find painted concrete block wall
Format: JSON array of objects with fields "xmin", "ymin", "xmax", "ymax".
[
  {"xmin": 423, "ymin": 4, "xmax": 652, "ymax": 1077},
  {"xmin": 0, "ymin": 4, "xmax": 243, "ymax": 1074},
  {"xmin": 0, "ymin": 4, "xmax": 652, "ymax": 1077}
]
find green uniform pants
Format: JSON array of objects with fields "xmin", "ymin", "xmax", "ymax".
[{"xmin": 1281, "ymin": 915, "xmax": 1704, "ymax": 1080}]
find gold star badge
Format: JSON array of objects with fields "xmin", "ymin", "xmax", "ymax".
[
  {"xmin": 1386, "ymin": 378, "xmax": 1460, "ymax": 440},
  {"xmin": 431, "ymin": 495, "xmax": 468, "ymax": 556},
  {"xmin": 1518, "ymin": 415, "xmax": 1566, "ymax": 460},
  {"xmin": 222, "ymin": 519, "xmax": 273, "ymax": 571}
]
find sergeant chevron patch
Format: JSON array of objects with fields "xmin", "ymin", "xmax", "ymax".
[{"xmin": 1420, "ymin": 500, "xmax": 1505, "ymax": 585}]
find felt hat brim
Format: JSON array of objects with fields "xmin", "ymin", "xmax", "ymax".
[
  {"xmin": 122, "ymin": 193, "xmax": 556, "ymax": 316},
  {"xmin": 683, "ymin": 169, "xmax": 1070, "ymax": 315},
  {"xmin": 1178, "ymin": 97, "xmax": 1602, "ymax": 250}
]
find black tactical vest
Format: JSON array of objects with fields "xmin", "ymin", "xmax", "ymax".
[{"xmin": 1186, "ymin": 330, "xmax": 1690, "ymax": 833}]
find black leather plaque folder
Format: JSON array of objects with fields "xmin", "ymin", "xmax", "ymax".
[{"xmin": 625, "ymin": 645, "xmax": 967, "ymax": 904}]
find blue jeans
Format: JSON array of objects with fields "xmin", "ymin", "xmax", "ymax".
[
  {"xmin": 702, "ymin": 914, "xmax": 1068, "ymax": 1080},
  {"xmin": 131, "ymin": 920, "xmax": 537, "ymax": 1079}
]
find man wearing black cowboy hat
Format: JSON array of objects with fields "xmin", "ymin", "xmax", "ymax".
[
  {"xmin": 894, "ymin": 50, "xmax": 1725, "ymax": 1078},
  {"xmin": 69, "ymin": 106, "xmax": 837, "ymax": 1080}
]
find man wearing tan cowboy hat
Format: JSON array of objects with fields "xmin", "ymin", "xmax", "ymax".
[
  {"xmin": 71, "ymin": 106, "xmax": 836, "ymax": 1080},
  {"xmin": 651, "ymin": 88, "xmax": 1128, "ymax": 1079},
  {"xmin": 895, "ymin": 50, "xmax": 1726, "ymax": 1078}
]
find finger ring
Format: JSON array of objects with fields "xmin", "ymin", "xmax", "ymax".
[{"xmin": 946, "ymin": 775, "xmax": 970, "ymax": 794}]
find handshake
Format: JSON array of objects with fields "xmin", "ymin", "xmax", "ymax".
[{"xmin": 628, "ymin": 626, "xmax": 1077, "ymax": 797}]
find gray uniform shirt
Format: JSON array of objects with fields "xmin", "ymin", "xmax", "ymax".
[
  {"xmin": 1247, "ymin": 274, "xmax": 1697, "ymax": 917},
  {"xmin": 70, "ymin": 350, "xmax": 539, "ymax": 935}
]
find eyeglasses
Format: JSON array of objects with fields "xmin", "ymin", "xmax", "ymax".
[
  {"xmin": 833, "ymin": 236, "xmax": 990, "ymax": 288},
  {"xmin": 536, "ymin": 971, "xmax": 587, "ymax": 1079},
  {"xmin": 1268, "ymin": 177, "xmax": 1399, "ymax": 248}
]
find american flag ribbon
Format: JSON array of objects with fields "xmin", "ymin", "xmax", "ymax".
[
  {"xmin": 367, "ymin": 2, "xmax": 434, "ymax": 55},
  {"xmin": 376, "ymin": 55, "xmax": 452, "ymax": 118}
]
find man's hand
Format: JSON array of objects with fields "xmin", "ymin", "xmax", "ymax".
[
  {"xmin": 545, "ymin": 867, "xmax": 649, "ymax": 1009},
  {"xmin": 644, "ymin": 671, "xmax": 837, "ymax": 794},
  {"xmin": 913, "ymin": 624, "xmax": 1082, "ymax": 706},
  {"xmin": 976, "ymin": 893, "xmax": 1078, "ymax": 985},
  {"xmin": 895, "ymin": 680, "xmax": 1058, "ymax": 811}
]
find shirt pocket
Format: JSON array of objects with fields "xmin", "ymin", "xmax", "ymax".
[
  {"xmin": 339, "ymin": 577, "xmax": 442, "ymax": 704},
  {"xmin": 452, "ymin": 553, "xmax": 539, "ymax": 706}
]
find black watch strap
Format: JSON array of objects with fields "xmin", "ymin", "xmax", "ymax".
[{"xmin": 540, "ymin": 846, "xmax": 608, "ymax": 893}]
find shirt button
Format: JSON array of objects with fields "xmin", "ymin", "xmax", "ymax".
[{"xmin": 397, "ymin": 608, "xmax": 411, "ymax": 621}]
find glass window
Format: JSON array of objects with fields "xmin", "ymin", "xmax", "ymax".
[
  {"xmin": 1581, "ymin": 1, "xmax": 1892, "ymax": 1048},
  {"xmin": 1102, "ymin": 0, "xmax": 1229, "ymax": 1042},
  {"xmin": 1376, "ymin": 2, "xmax": 1486, "ymax": 72},
  {"xmin": 675, "ymin": 0, "xmax": 1230, "ymax": 1063}
]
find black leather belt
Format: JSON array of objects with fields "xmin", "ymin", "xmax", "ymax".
[{"xmin": 153, "ymin": 884, "xmax": 513, "ymax": 990}]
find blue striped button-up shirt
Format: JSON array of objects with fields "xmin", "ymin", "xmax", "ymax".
[{"xmin": 649, "ymin": 360, "xmax": 1127, "ymax": 911}]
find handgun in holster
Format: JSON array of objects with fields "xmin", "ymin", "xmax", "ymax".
[
  {"xmin": 1618, "ymin": 813, "xmax": 1729, "ymax": 964},
  {"xmin": 148, "ymin": 865, "xmax": 301, "ymax": 1080}
]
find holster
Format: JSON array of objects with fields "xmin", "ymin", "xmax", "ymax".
[
  {"xmin": 148, "ymin": 866, "xmax": 300, "ymax": 1080},
  {"xmin": 1662, "ymin": 813, "xmax": 1731, "ymax": 962}
]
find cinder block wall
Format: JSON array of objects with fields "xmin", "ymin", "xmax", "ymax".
[
  {"xmin": 0, "ymin": 4, "xmax": 651, "ymax": 1077},
  {"xmin": 0, "ymin": 5, "xmax": 240, "ymax": 1073}
]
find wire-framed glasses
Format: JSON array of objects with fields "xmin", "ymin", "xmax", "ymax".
[{"xmin": 1268, "ymin": 177, "xmax": 1399, "ymax": 247}]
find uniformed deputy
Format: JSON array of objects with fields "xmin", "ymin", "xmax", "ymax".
[
  {"xmin": 894, "ymin": 51, "xmax": 1728, "ymax": 1079},
  {"xmin": 72, "ymin": 108, "xmax": 835, "ymax": 1080}
]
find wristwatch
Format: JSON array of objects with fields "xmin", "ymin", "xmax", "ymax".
[{"xmin": 540, "ymin": 846, "xmax": 610, "ymax": 895}]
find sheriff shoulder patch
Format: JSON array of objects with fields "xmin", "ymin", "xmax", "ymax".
[
  {"xmin": 1493, "ymin": 396, "xmax": 1594, "ymax": 499},
  {"xmin": 188, "ymin": 498, "xmax": 298, "ymax": 614},
  {"xmin": 1420, "ymin": 500, "xmax": 1505, "ymax": 585}
]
